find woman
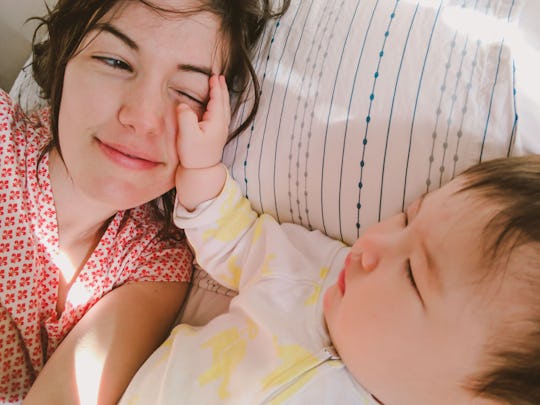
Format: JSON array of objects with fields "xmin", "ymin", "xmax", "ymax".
[{"xmin": 0, "ymin": 0, "xmax": 289, "ymax": 403}]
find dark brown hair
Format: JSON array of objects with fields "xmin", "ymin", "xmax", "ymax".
[
  {"xmin": 31, "ymin": 0, "xmax": 289, "ymax": 238},
  {"xmin": 459, "ymin": 155, "xmax": 540, "ymax": 404}
]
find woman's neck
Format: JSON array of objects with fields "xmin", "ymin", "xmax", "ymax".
[
  {"xmin": 48, "ymin": 148, "xmax": 116, "ymax": 267},
  {"xmin": 48, "ymin": 148, "xmax": 119, "ymax": 314}
]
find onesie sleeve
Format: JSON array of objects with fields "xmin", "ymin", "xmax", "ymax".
[{"xmin": 174, "ymin": 172, "xmax": 293, "ymax": 291}]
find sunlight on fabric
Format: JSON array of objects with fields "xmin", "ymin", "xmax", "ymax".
[
  {"xmin": 512, "ymin": 30, "xmax": 540, "ymax": 92},
  {"xmin": 54, "ymin": 250, "xmax": 92, "ymax": 306},
  {"xmin": 401, "ymin": 0, "xmax": 440, "ymax": 7},
  {"xmin": 442, "ymin": 7, "xmax": 514, "ymax": 42},
  {"xmin": 439, "ymin": 4, "xmax": 540, "ymax": 134},
  {"xmin": 53, "ymin": 250, "xmax": 77, "ymax": 280},
  {"xmin": 74, "ymin": 336, "xmax": 105, "ymax": 405}
]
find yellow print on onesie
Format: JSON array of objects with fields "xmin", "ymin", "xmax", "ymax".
[
  {"xmin": 261, "ymin": 253, "xmax": 276, "ymax": 277},
  {"xmin": 198, "ymin": 319, "xmax": 259, "ymax": 399},
  {"xmin": 151, "ymin": 324, "xmax": 199, "ymax": 368},
  {"xmin": 214, "ymin": 255, "xmax": 242, "ymax": 290},
  {"xmin": 262, "ymin": 336, "xmax": 319, "ymax": 403},
  {"xmin": 202, "ymin": 181, "xmax": 254, "ymax": 242},
  {"xmin": 305, "ymin": 267, "xmax": 329, "ymax": 306}
]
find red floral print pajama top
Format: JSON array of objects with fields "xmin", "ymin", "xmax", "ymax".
[{"xmin": 0, "ymin": 90, "xmax": 192, "ymax": 403}]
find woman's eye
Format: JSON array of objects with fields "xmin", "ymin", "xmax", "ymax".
[
  {"xmin": 175, "ymin": 90, "xmax": 204, "ymax": 107},
  {"xmin": 93, "ymin": 56, "xmax": 132, "ymax": 72}
]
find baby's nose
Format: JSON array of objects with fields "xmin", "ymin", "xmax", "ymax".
[
  {"xmin": 349, "ymin": 249, "xmax": 378, "ymax": 273},
  {"xmin": 360, "ymin": 250, "xmax": 378, "ymax": 272}
]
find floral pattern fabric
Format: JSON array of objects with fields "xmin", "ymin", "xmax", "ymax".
[{"xmin": 0, "ymin": 90, "xmax": 192, "ymax": 403}]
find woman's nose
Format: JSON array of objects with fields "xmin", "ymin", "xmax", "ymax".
[{"xmin": 118, "ymin": 80, "xmax": 168, "ymax": 137}]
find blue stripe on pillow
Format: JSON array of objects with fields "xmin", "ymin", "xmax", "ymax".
[
  {"xmin": 378, "ymin": 3, "xmax": 420, "ymax": 222},
  {"xmin": 354, "ymin": 0, "xmax": 400, "ymax": 236}
]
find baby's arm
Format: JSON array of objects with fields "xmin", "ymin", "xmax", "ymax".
[
  {"xmin": 173, "ymin": 75, "xmax": 322, "ymax": 292},
  {"xmin": 175, "ymin": 74, "xmax": 229, "ymax": 211}
]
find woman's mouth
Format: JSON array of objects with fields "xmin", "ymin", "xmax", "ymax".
[{"xmin": 96, "ymin": 138, "xmax": 162, "ymax": 170}]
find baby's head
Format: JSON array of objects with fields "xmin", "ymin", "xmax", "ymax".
[{"xmin": 323, "ymin": 155, "xmax": 540, "ymax": 404}]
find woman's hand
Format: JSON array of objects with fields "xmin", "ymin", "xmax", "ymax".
[{"xmin": 175, "ymin": 75, "xmax": 230, "ymax": 211}]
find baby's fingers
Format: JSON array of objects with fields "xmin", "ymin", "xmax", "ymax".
[
  {"xmin": 200, "ymin": 75, "xmax": 230, "ymax": 134},
  {"xmin": 219, "ymin": 75, "xmax": 231, "ymax": 124},
  {"xmin": 176, "ymin": 104, "xmax": 200, "ymax": 161}
]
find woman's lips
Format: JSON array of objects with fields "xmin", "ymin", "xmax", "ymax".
[{"xmin": 96, "ymin": 139, "xmax": 161, "ymax": 170}]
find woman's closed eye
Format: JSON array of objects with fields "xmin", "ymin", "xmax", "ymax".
[
  {"xmin": 173, "ymin": 89, "xmax": 205, "ymax": 107},
  {"xmin": 92, "ymin": 56, "xmax": 132, "ymax": 72}
]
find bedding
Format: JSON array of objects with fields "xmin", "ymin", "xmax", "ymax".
[
  {"xmin": 9, "ymin": 0, "xmax": 540, "ymax": 326},
  {"xmin": 224, "ymin": 0, "xmax": 534, "ymax": 246}
]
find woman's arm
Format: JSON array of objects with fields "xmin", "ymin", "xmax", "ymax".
[{"xmin": 23, "ymin": 281, "xmax": 187, "ymax": 405}]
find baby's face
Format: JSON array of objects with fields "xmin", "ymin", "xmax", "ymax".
[{"xmin": 324, "ymin": 178, "xmax": 504, "ymax": 404}]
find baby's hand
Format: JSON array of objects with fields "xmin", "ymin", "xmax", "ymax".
[
  {"xmin": 176, "ymin": 75, "xmax": 230, "ymax": 169},
  {"xmin": 174, "ymin": 75, "xmax": 229, "ymax": 211}
]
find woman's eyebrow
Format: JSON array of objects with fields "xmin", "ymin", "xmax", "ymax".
[
  {"xmin": 177, "ymin": 63, "xmax": 212, "ymax": 78},
  {"xmin": 93, "ymin": 23, "xmax": 213, "ymax": 78},
  {"xmin": 95, "ymin": 22, "xmax": 138, "ymax": 50}
]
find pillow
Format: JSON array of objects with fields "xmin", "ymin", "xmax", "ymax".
[
  {"xmin": 9, "ymin": 0, "xmax": 539, "ymax": 326},
  {"xmin": 224, "ymin": 0, "xmax": 538, "ymax": 246},
  {"xmin": 8, "ymin": 56, "xmax": 47, "ymax": 112}
]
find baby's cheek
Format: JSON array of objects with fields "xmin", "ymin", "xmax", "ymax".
[{"xmin": 322, "ymin": 285, "xmax": 338, "ymax": 321}]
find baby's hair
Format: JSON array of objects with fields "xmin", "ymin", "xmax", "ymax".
[
  {"xmin": 30, "ymin": 0, "xmax": 289, "ymax": 238},
  {"xmin": 458, "ymin": 155, "xmax": 540, "ymax": 404}
]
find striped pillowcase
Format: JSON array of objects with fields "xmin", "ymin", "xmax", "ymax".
[{"xmin": 224, "ymin": 0, "xmax": 531, "ymax": 245}]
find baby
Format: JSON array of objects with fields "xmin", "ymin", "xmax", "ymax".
[{"xmin": 120, "ymin": 77, "xmax": 540, "ymax": 404}]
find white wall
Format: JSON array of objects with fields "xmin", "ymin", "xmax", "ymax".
[{"xmin": 0, "ymin": 0, "xmax": 53, "ymax": 90}]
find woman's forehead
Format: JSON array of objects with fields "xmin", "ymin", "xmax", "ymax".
[{"xmin": 108, "ymin": 0, "xmax": 214, "ymax": 20}]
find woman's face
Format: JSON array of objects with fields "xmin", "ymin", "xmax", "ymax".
[{"xmin": 57, "ymin": 0, "xmax": 224, "ymax": 210}]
